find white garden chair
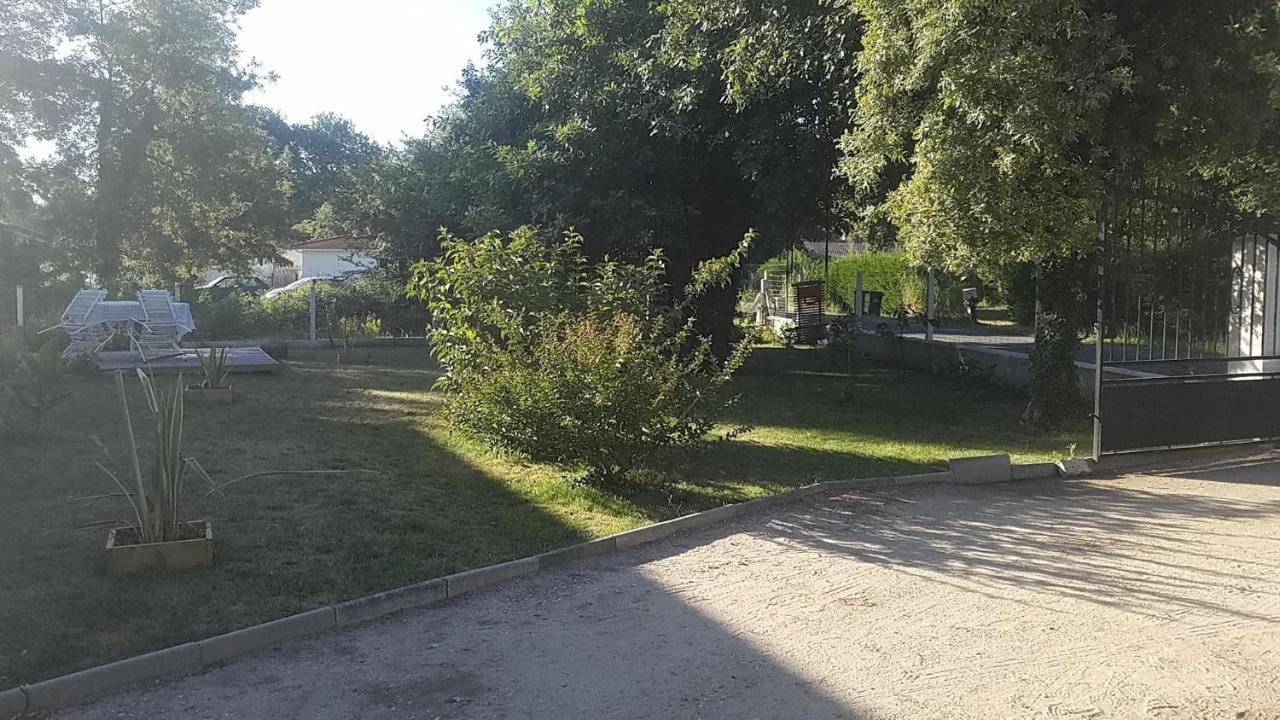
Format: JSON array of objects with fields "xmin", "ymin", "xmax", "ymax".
[
  {"xmin": 131, "ymin": 290, "xmax": 186, "ymax": 361},
  {"xmin": 55, "ymin": 289, "xmax": 111, "ymax": 359}
]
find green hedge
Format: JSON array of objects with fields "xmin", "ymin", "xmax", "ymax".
[{"xmin": 828, "ymin": 252, "xmax": 966, "ymax": 317}]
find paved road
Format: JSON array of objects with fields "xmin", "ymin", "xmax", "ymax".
[{"xmin": 55, "ymin": 455, "xmax": 1280, "ymax": 719}]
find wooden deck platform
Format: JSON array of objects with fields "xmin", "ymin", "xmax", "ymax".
[{"xmin": 95, "ymin": 347, "xmax": 279, "ymax": 373}]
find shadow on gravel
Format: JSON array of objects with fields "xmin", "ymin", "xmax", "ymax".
[{"xmin": 754, "ymin": 473, "xmax": 1280, "ymax": 621}]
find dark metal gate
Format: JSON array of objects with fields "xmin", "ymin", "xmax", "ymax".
[{"xmin": 1094, "ymin": 186, "xmax": 1280, "ymax": 455}]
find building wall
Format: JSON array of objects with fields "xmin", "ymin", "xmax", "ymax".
[{"xmin": 284, "ymin": 249, "xmax": 378, "ymax": 278}]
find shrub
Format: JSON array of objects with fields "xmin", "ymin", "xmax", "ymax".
[
  {"xmin": 827, "ymin": 252, "xmax": 966, "ymax": 318},
  {"xmin": 827, "ymin": 251, "xmax": 910, "ymax": 315},
  {"xmin": 1022, "ymin": 313, "xmax": 1083, "ymax": 428},
  {"xmin": 409, "ymin": 226, "xmax": 752, "ymax": 485},
  {"xmin": 7, "ymin": 338, "xmax": 69, "ymax": 433},
  {"xmin": 188, "ymin": 276, "xmax": 428, "ymax": 341}
]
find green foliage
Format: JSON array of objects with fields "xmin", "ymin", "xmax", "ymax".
[
  {"xmin": 6, "ymin": 337, "xmax": 68, "ymax": 433},
  {"xmin": 189, "ymin": 276, "xmax": 427, "ymax": 341},
  {"xmin": 1022, "ymin": 314, "xmax": 1084, "ymax": 429},
  {"xmin": 2, "ymin": 0, "xmax": 291, "ymax": 287},
  {"xmin": 826, "ymin": 252, "xmax": 965, "ymax": 318},
  {"xmin": 97, "ymin": 369, "xmax": 376, "ymax": 546},
  {"xmin": 255, "ymin": 110, "xmax": 383, "ymax": 236},
  {"xmin": 827, "ymin": 252, "xmax": 909, "ymax": 315},
  {"xmin": 196, "ymin": 348, "xmax": 231, "ymax": 390},
  {"xmin": 846, "ymin": 0, "xmax": 1280, "ymax": 277},
  {"xmin": 409, "ymin": 226, "xmax": 753, "ymax": 484},
  {"xmin": 330, "ymin": 0, "xmax": 858, "ymax": 315},
  {"xmin": 337, "ymin": 313, "xmax": 382, "ymax": 356},
  {"xmin": 97, "ymin": 371, "xmax": 201, "ymax": 544}
]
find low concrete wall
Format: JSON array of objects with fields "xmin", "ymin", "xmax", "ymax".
[{"xmin": 856, "ymin": 332, "xmax": 1153, "ymax": 391}]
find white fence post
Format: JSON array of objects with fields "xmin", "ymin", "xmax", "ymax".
[
  {"xmin": 15, "ymin": 284, "xmax": 23, "ymax": 327},
  {"xmin": 308, "ymin": 280, "xmax": 317, "ymax": 342}
]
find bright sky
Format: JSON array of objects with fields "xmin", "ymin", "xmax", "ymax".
[{"xmin": 236, "ymin": 0, "xmax": 498, "ymax": 146}]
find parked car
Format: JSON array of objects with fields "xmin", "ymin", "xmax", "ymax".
[
  {"xmin": 197, "ymin": 275, "xmax": 269, "ymax": 299},
  {"xmin": 263, "ymin": 276, "xmax": 344, "ymax": 299}
]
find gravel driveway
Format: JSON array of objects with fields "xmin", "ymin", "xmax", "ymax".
[{"xmin": 53, "ymin": 456, "xmax": 1280, "ymax": 719}]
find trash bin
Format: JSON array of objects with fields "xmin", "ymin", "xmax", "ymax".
[{"xmin": 865, "ymin": 291, "xmax": 884, "ymax": 317}]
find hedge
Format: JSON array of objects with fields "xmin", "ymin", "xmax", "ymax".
[{"xmin": 827, "ymin": 252, "xmax": 966, "ymax": 318}]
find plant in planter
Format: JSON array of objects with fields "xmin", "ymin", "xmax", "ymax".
[
  {"xmin": 187, "ymin": 347, "xmax": 233, "ymax": 403},
  {"xmin": 96, "ymin": 369, "xmax": 375, "ymax": 575},
  {"xmin": 97, "ymin": 370, "xmax": 214, "ymax": 575}
]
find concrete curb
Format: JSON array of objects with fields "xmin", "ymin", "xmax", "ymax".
[
  {"xmin": 0, "ymin": 688, "xmax": 26, "ymax": 717},
  {"xmin": 446, "ymin": 557, "xmax": 539, "ymax": 598},
  {"xmin": 2, "ymin": 458, "xmax": 1071, "ymax": 717},
  {"xmin": 23, "ymin": 643, "xmax": 200, "ymax": 711},
  {"xmin": 198, "ymin": 608, "xmax": 336, "ymax": 666},
  {"xmin": 335, "ymin": 578, "xmax": 447, "ymax": 627}
]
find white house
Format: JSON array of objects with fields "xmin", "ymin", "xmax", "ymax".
[{"xmin": 282, "ymin": 236, "xmax": 379, "ymax": 279}]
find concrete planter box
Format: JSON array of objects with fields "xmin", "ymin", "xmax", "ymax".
[
  {"xmin": 105, "ymin": 520, "xmax": 213, "ymax": 576},
  {"xmin": 185, "ymin": 386, "xmax": 233, "ymax": 404}
]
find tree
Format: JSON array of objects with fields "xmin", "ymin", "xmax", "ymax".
[
  {"xmin": 256, "ymin": 110, "xmax": 383, "ymax": 236},
  {"xmin": 347, "ymin": 0, "xmax": 861, "ymax": 330},
  {"xmin": 1, "ymin": 0, "xmax": 290, "ymax": 287},
  {"xmin": 845, "ymin": 0, "xmax": 1280, "ymax": 425}
]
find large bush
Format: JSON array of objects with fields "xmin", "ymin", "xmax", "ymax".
[
  {"xmin": 827, "ymin": 251, "xmax": 966, "ymax": 317},
  {"xmin": 409, "ymin": 226, "xmax": 752, "ymax": 485},
  {"xmin": 188, "ymin": 276, "xmax": 428, "ymax": 340}
]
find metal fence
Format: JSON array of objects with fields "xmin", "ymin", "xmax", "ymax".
[{"xmin": 1094, "ymin": 186, "xmax": 1280, "ymax": 455}]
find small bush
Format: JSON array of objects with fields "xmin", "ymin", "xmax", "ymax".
[{"xmin": 409, "ymin": 226, "xmax": 752, "ymax": 485}]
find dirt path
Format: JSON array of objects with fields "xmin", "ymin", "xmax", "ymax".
[{"xmin": 53, "ymin": 459, "xmax": 1280, "ymax": 719}]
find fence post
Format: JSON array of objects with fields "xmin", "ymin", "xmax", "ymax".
[
  {"xmin": 15, "ymin": 284, "xmax": 23, "ymax": 327},
  {"xmin": 308, "ymin": 280, "xmax": 317, "ymax": 342},
  {"xmin": 925, "ymin": 268, "xmax": 935, "ymax": 341},
  {"xmin": 854, "ymin": 271, "xmax": 863, "ymax": 323},
  {"xmin": 1093, "ymin": 216, "xmax": 1107, "ymax": 461}
]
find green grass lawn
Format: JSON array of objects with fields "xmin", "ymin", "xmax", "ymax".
[{"xmin": 0, "ymin": 344, "xmax": 1084, "ymax": 687}]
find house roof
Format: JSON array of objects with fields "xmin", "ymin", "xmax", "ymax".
[{"xmin": 292, "ymin": 235, "xmax": 376, "ymax": 252}]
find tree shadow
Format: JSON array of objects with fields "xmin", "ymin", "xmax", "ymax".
[{"xmin": 750, "ymin": 474, "xmax": 1280, "ymax": 622}]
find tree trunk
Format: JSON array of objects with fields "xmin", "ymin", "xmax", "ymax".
[{"xmin": 93, "ymin": 79, "xmax": 123, "ymax": 288}]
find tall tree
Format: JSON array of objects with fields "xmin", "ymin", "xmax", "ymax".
[
  {"xmin": 1, "ymin": 0, "xmax": 290, "ymax": 287},
  {"xmin": 846, "ymin": 0, "xmax": 1280, "ymax": 275},
  {"xmin": 844, "ymin": 0, "xmax": 1280, "ymax": 424},
  {"xmin": 257, "ymin": 109, "xmax": 383, "ymax": 236},
  {"xmin": 355, "ymin": 1, "xmax": 859, "ymax": 285}
]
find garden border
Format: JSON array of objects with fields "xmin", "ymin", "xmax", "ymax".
[{"xmin": 2, "ymin": 456, "xmax": 1068, "ymax": 717}]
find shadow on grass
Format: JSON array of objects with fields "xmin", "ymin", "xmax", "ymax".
[
  {"xmin": 1, "ymin": 353, "xmax": 869, "ymax": 717},
  {"xmin": 0, "ymin": 343, "xmax": 1073, "ymax": 689}
]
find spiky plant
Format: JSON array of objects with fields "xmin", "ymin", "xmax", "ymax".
[
  {"xmin": 97, "ymin": 370, "xmax": 201, "ymax": 544},
  {"xmin": 197, "ymin": 347, "xmax": 231, "ymax": 389},
  {"xmin": 96, "ymin": 370, "xmax": 378, "ymax": 546}
]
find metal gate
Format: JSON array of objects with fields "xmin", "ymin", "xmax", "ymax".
[{"xmin": 1093, "ymin": 186, "xmax": 1280, "ymax": 455}]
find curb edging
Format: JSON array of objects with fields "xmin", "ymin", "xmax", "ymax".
[{"xmin": 3, "ymin": 457, "xmax": 1069, "ymax": 717}]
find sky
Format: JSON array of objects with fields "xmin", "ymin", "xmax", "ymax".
[{"xmin": 236, "ymin": 0, "xmax": 498, "ymax": 146}]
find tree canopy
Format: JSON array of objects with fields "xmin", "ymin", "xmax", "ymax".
[
  {"xmin": 845, "ymin": 0, "xmax": 1280, "ymax": 277},
  {"xmin": 1, "ymin": 0, "xmax": 290, "ymax": 287},
  {"xmin": 339, "ymin": 0, "xmax": 862, "ymax": 286}
]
